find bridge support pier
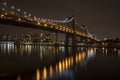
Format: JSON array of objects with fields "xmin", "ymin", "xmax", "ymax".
[
  {"xmin": 55, "ymin": 32, "xmax": 58, "ymax": 46},
  {"xmin": 65, "ymin": 34, "xmax": 76, "ymax": 54}
]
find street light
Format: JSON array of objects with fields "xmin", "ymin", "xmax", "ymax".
[
  {"xmin": 28, "ymin": 14, "xmax": 31, "ymax": 16},
  {"xmin": 17, "ymin": 9, "xmax": 20, "ymax": 12},
  {"xmin": 37, "ymin": 22, "xmax": 40, "ymax": 25},
  {"xmin": 2, "ymin": 8, "xmax": 5, "ymax": 11},
  {"xmin": 24, "ymin": 12, "xmax": 27, "ymax": 15},
  {"xmin": 0, "ymin": 14, "xmax": 4, "ymax": 18},
  {"xmin": 11, "ymin": 6, "xmax": 15, "ymax": 10},
  {"xmin": 3, "ymin": 2, "xmax": 7, "ymax": 6}
]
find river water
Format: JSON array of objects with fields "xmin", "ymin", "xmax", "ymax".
[{"xmin": 0, "ymin": 42, "xmax": 120, "ymax": 80}]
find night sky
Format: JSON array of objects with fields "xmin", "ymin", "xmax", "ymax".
[{"xmin": 0, "ymin": 0, "xmax": 120, "ymax": 40}]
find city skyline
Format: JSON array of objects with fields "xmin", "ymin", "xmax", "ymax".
[{"xmin": 0, "ymin": 0, "xmax": 120, "ymax": 40}]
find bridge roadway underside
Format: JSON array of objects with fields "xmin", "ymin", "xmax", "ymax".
[
  {"xmin": 0, "ymin": 19, "xmax": 72, "ymax": 34},
  {"xmin": 0, "ymin": 18, "xmax": 89, "ymax": 37}
]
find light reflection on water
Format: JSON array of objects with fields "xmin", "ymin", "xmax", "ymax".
[
  {"xmin": 118, "ymin": 50, "xmax": 120, "ymax": 56},
  {"xmin": 32, "ymin": 49, "xmax": 94, "ymax": 80},
  {"xmin": 0, "ymin": 42, "xmax": 120, "ymax": 80},
  {"xmin": 101, "ymin": 47, "xmax": 120, "ymax": 56},
  {"xmin": 0, "ymin": 42, "xmax": 14, "ymax": 55},
  {"xmin": 16, "ymin": 74, "xmax": 21, "ymax": 80},
  {"xmin": 36, "ymin": 69, "xmax": 40, "ymax": 80}
]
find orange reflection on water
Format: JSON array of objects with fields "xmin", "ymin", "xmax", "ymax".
[
  {"xmin": 65, "ymin": 58, "xmax": 69, "ymax": 70},
  {"xmin": 62, "ymin": 60, "xmax": 65, "ymax": 71},
  {"xmin": 55, "ymin": 60, "xmax": 66, "ymax": 74},
  {"xmin": 55, "ymin": 56, "xmax": 75, "ymax": 74},
  {"xmin": 118, "ymin": 50, "xmax": 120, "ymax": 56},
  {"xmin": 75, "ymin": 54, "xmax": 78, "ymax": 63},
  {"xmin": 87, "ymin": 49, "xmax": 91, "ymax": 55},
  {"xmin": 49, "ymin": 65, "xmax": 53, "ymax": 77},
  {"xmin": 33, "ymin": 49, "xmax": 90, "ymax": 79},
  {"xmin": 78, "ymin": 53, "xmax": 82, "ymax": 61},
  {"xmin": 71, "ymin": 56, "xmax": 74, "ymax": 66},
  {"xmin": 58, "ymin": 61, "xmax": 62, "ymax": 74},
  {"xmin": 16, "ymin": 74, "xmax": 21, "ymax": 80},
  {"xmin": 42, "ymin": 67, "xmax": 47, "ymax": 80},
  {"xmin": 55, "ymin": 63, "xmax": 59, "ymax": 73},
  {"xmin": 87, "ymin": 49, "xmax": 94, "ymax": 56},
  {"xmin": 32, "ymin": 49, "xmax": 90, "ymax": 79},
  {"xmin": 68, "ymin": 57, "xmax": 71, "ymax": 67},
  {"xmin": 82, "ymin": 52, "xmax": 86, "ymax": 60},
  {"xmin": 75, "ymin": 52, "xmax": 86, "ymax": 64},
  {"xmin": 75, "ymin": 53, "xmax": 82, "ymax": 63},
  {"xmin": 36, "ymin": 68, "xmax": 40, "ymax": 80}
]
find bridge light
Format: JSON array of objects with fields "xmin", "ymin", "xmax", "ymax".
[
  {"xmin": 24, "ymin": 15, "xmax": 27, "ymax": 18},
  {"xmin": 65, "ymin": 28, "xmax": 69, "ymax": 32},
  {"xmin": 10, "ymin": 11, "xmax": 15, "ymax": 15},
  {"xmin": 11, "ymin": 6, "xmax": 15, "ymax": 10},
  {"xmin": 43, "ymin": 20, "xmax": 46, "ymax": 23},
  {"xmin": 66, "ymin": 29, "xmax": 68, "ymax": 32},
  {"xmin": 59, "ymin": 27, "xmax": 62, "ymax": 30},
  {"xmin": 44, "ymin": 24, "xmax": 47, "ymax": 27},
  {"xmin": 50, "ymin": 25, "xmax": 53, "ymax": 28},
  {"xmin": 56, "ymin": 26, "xmax": 59, "ymax": 29},
  {"xmin": 3, "ymin": 2, "xmax": 7, "ymax": 6},
  {"xmin": 69, "ymin": 30, "xmax": 72, "ymax": 32},
  {"xmin": 18, "ymin": 18, "xmax": 22, "ymax": 22},
  {"xmin": 34, "ymin": 16, "xmax": 37, "ymax": 21},
  {"xmin": 80, "ymin": 27, "xmax": 83, "ymax": 29},
  {"xmin": 28, "ymin": 14, "xmax": 31, "ymax": 16},
  {"xmin": 68, "ymin": 29, "xmax": 71, "ymax": 32},
  {"xmin": 0, "ymin": 14, "xmax": 4, "ymax": 18},
  {"xmin": 2, "ymin": 8, "xmax": 5, "ymax": 11},
  {"xmin": 37, "ymin": 22, "xmax": 41, "ymax": 25},
  {"xmin": 63, "ymin": 28, "xmax": 65, "ymax": 31},
  {"xmin": 24, "ymin": 12, "xmax": 27, "ymax": 14},
  {"xmin": 5, "ymin": 13, "xmax": 8, "ymax": 15},
  {"xmin": 17, "ymin": 9, "xmax": 20, "ymax": 12},
  {"xmin": 38, "ymin": 18, "xmax": 40, "ymax": 20},
  {"xmin": 59, "ymin": 26, "xmax": 62, "ymax": 28}
]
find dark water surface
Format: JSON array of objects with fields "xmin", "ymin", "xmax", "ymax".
[{"xmin": 0, "ymin": 42, "xmax": 120, "ymax": 80}]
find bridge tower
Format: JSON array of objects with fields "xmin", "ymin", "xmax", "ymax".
[{"xmin": 65, "ymin": 17, "xmax": 77, "ymax": 53}]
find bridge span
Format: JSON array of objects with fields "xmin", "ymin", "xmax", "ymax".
[{"xmin": 0, "ymin": 2, "xmax": 98, "ymax": 47}]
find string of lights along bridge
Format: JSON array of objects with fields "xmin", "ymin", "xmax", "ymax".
[{"xmin": 0, "ymin": 2, "xmax": 98, "ymax": 41}]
